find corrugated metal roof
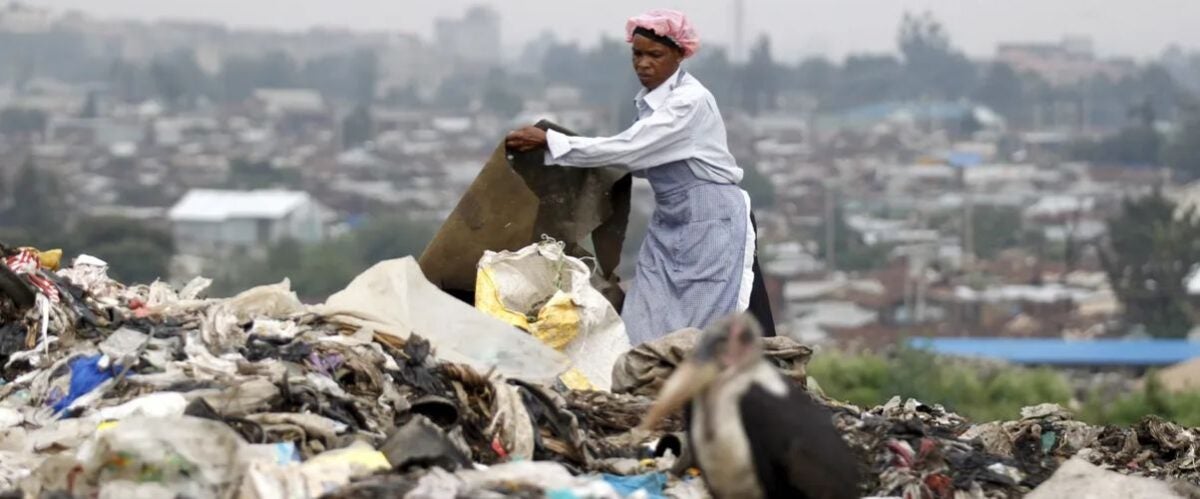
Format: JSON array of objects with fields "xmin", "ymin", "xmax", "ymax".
[
  {"xmin": 907, "ymin": 337, "xmax": 1200, "ymax": 366},
  {"xmin": 168, "ymin": 189, "xmax": 310, "ymax": 222}
]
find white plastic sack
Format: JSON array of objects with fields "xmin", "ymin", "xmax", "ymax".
[
  {"xmin": 477, "ymin": 240, "xmax": 630, "ymax": 391},
  {"xmin": 313, "ymin": 257, "xmax": 569, "ymax": 385}
]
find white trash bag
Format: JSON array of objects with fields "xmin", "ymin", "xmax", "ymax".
[{"xmin": 476, "ymin": 239, "xmax": 630, "ymax": 391}]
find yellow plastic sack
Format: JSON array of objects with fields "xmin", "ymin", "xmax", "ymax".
[
  {"xmin": 475, "ymin": 240, "xmax": 630, "ymax": 391},
  {"xmin": 477, "ymin": 268, "xmax": 589, "ymax": 389},
  {"xmin": 19, "ymin": 247, "xmax": 62, "ymax": 270},
  {"xmin": 476, "ymin": 268, "xmax": 580, "ymax": 350}
]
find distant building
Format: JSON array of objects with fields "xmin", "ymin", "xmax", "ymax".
[
  {"xmin": 47, "ymin": 117, "xmax": 145, "ymax": 148},
  {"xmin": 250, "ymin": 88, "xmax": 330, "ymax": 135},
  {"xmin": 434, "ymin": 5, "xmax": 500, "ymax": 68},
  {"xmin": 251, "ymin": 89, "xmax": 326, "ymax": 118},
  {"xmin": 168, "ymin": 189, "xmax": 330, "ymax": 258},
  {"xmin": 820, "ymin": 101, "xmax": 1004, "ymax": 136},
  {"xmin": 0, "ymin": 3, "xmax": 53, "ymax": 33},
  {"xmin": 997, "ymin": 37, "xmax": 1134, "ymax": 87}
]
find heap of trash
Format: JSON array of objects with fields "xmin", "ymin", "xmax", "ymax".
[{"xmin": 3, "ymin": 244, "xmax": 1200, "ymax": 499}]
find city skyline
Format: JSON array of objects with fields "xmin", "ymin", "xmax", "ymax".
[{"xmin": 27, "ymin": 0, "xmax": 1200, "ymax": 62}]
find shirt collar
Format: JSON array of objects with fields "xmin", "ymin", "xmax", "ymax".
[{"xmin": 635, "ymin": 67, "xmax": 684, "ymax": 112}]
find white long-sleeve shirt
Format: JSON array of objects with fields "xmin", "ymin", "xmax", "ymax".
[{"xmin": 544, "ymin": 68, "xmax": 744, "ymax": 185}]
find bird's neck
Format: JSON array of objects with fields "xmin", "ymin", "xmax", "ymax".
[{"xmin": 697, "ymin": 361, "xmax": 786, "ymax": 440}]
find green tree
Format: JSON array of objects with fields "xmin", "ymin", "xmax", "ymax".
[
  {"xmin": 87, "ymin": 238, "xmax": 172, "ymax": 283},
  {"xmin": 0, "ymin": 163, "xmax": 8, "ymax": 212},
  {"xmin": 975, "ymin": 63, "xmax": 1025, "ymax": 122},
  {"xmin": 972, "ymin": 206, "xmax": 1024, "ymax": 258},
  {"xmin": 57, "ymin": 216, "xmax": 175, "ymax": 283},
  {"xmin": 832, "ymin": 55, "xmax": 904, "ymax": 110},
  {"xmin": 741, "ymin": 163, "xmax": 776, "ymax": 209},
  {"xmin": 1164, "ymin": 104, "xmax": 1200, "ymax": 179},
  {"xmin": 4, "ymin": 157, "xmax": 67, "ymax": 245},
  {"xmin": 220, "ymin": 51, "xmax": 299, "ymax": 102},
  {"xmin": 482, "ymin": 76, "xmax": 524, "ymax": 120},
  {"xmin": 741, "ymin": 35, "xmax": 778, "ymax": 116},
  {"xmin": 301, "ymin": 49, "xmax": 380, "ymax": 104},
  {"xmin": 150, "ymin": 59, "xmax": 185, "ymax": 108},
  {"xmin": 350, "ymin": 48, "xmax": 379, "ymax": 104},
  {"xmin": 225, "ymin": 159, "xmax": 301, "ymax": 190},
  {"xmin": 108, "ymin": 58, "xmax": 154, "ymax": 103},
  {"xmin": 1072, "ymin": 100, "xmax": 1163, "ymax": 166},
  {"xmin": 1100, "ymin": 191, "xmax": 1200, "ymax": 338},
  {"xmin": 213, "ymin": 214, "xmax": 437, "ymax": 300},
  {"xmin": 816, "ymin": 201, "xmax": 892, "ymax": 271},
  {"xmin": 341, "ymin": 105, "xmax": 374, "ymax": 150},
  {"xmin": 353, "ymin": 215, "xmax": 436, "ymax": 265},
  {"xmin": 146, "ymin": 49, "xmax": 215, "ymax": 109},
  {"xmin": 434, "ymin": 75, "xmax": 475, "ymax": 112},
  {"xmin": 0, "ymin": 107, "xmax": 48, "ymax": 137},
  {"xmin": 288, "ymin": 238, "xmax": 367, "ymax": 299},
  {"xmin": 538, "ymin": 36, "xmax": 638, "ymax": 121},
  {"xmin": 689, "ymin": 47, "xmax": 737, "ymax": 110},
  {"xmin": 793, "ymin": 57, "xmax": 837, "ymax": 106},
  {"xmin": 80, "ymin": 91, "xmax": 99, "ymax": 119},
  {"xmin": 383, "ymin": 84, "xmax": 421, "ymax": 107},
  {"xmin": 70, "ymin": 216, "xmax": 173, "ymax": 252},
  {"xmin": 897, "ymin": 11, "xmax": 977, "ymax": 99}
]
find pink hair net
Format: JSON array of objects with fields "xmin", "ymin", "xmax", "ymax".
[{"xmin": 625, "ymin": 9, "xmax": 700, "ymax": 58}]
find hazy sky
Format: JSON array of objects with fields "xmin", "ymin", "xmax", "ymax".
[{"xmin": 34, "ymin": 0, "xmax": 1200, "ymax": 61}]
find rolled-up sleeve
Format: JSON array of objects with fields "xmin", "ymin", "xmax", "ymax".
[
  {"xmin": 544, "ymin": 97, "xmax": 700, "ymax": 171},
  {"xmin": 545, "ymin": 129, "xmax": 573, "ymax": 160}
]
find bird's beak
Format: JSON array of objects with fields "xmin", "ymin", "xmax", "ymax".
[{"xmin": 638, "ymin": 360, "xmax": 720, "ymax": 431}]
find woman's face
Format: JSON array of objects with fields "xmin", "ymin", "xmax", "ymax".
[{"xmin": 631, "ymin": 34, "xmax": 683, "ymax": 90}]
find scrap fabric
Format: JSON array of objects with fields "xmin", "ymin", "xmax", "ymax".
[{"xmin": 4, "ymin": 249, "xmax": 59, "ymax": 302}]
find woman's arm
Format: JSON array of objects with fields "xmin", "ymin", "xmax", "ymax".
[
  {"xmin": 542, "ymin": 97, "xmax": 700, "ymax": 171},
  {"xmin": 544, "ymin": 97, "xmax": 701, "ymax": 171}
]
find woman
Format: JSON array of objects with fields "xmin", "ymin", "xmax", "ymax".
[{"xmin": 507, "ymin": 9, "xmax": 773, "ymax": 345}]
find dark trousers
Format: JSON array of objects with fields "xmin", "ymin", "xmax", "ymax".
[{"xmin": 748, "ymin": 212, "xmax": 777, "ymax": 337}]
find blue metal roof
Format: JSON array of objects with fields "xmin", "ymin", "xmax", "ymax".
[
  {"xmin": 945, "ymin": 151, "xmax": 984, "ymax": 168},
  {"xmin": 906, "ymin": 337, "xmax": 1200, "ymax": 367}
]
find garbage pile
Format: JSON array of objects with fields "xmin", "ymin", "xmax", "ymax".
[
  {"xmin": 2, "ymin": 245, "xmax": 1200, "ymax": 498},
  {"xmin": 826, "ymin": 397, "xmax": 1200, "ymax": 497},
  {"xmin": 0, "ymin": 247, "xmax": 698, "ymax": 498}
]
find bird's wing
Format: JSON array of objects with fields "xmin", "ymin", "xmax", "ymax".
[{"xmin": 739, "ymin": 382, "xmax": 863, "ymax": 499}]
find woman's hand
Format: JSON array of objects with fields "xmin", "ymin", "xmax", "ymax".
[{"xmin": 505, "ymin": 126, "xmax": 548, "ymax": 152}]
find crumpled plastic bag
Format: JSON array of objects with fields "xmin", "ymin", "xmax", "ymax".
[
  {"xmin": 313, "ymin": 257, "xmax": 569, "ymax": 385},
  {"xmin": 1026, "ymin": 457, "xmax": 1187, "ymax": 499},
  {"xmin": 203, "ymin": 280, "xmax": 305, "ymax": 352},
  {"xmin": 57, "ymin": 254, "xmax": 122, "ymax": 301},
  {"xmin": 475, "ymin": 239, "xmax": 630, "ymax": 391}
]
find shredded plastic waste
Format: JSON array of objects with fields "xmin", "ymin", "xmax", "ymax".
[{"xmin": 1, "ymin": 245, "xmax": 1200, "ymax": 498}]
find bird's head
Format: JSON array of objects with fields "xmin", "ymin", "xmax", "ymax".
[{"xmin": 638, "ymin": 313, "xmax": 765, "ymax": 431}]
